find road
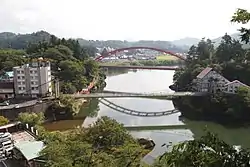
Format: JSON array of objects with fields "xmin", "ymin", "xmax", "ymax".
[{"xmin": 0, "ymin": 100, "xmax": 38, "ymax": 110}]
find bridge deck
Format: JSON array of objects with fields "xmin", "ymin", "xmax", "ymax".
[{"xmin": 69, "ymin": 91, "xmax": 205, "ymax": 99}]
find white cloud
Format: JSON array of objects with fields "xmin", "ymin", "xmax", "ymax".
[{"xmin": 0, "ymin": 0, "xmax": 249, "ymax": 40}]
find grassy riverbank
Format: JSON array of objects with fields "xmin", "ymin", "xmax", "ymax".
[
  {"xmin": 156, "ymin": 54, "xmax": 179, "ymax": 61},
  {"xmin": 100, "ymin": 59, "xmax": 183, "ymax": 67}
]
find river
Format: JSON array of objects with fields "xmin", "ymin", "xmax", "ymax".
[{"xmin": 44, "ymin": 69, "xmax": 250, "ymax": 164}]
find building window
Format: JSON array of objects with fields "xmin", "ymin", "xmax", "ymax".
[
  {"xmin": 32, "ymin": 87, "xmax": 38, "ymax": 90},
  {"xmin": 17, "ymin": 76, "xmax": 20, "ymax": 79},
  {"xmin": 32, "ymin": 76, "xmax": 38, "ymax": 80},
  {"xmin": 17, "ymin": 70, "xmax": 24, "ymax": 74},
  {"xmin": 18, "ymin": 81, "xmax": 25, "ymax": 85},
  {"xmin": 30, "ymin": 70, "xmax": 37, "ymax": 74},
  {"xmin": 31, "ymin": 81, "xmax": 38, "ymax": 85},
  {"xmin": 22, "ymin": 76, "xmax": 25, "ymax": 79},
  {"xmin": 18, "ymin": 87, "xmax": 25, "ymax": 91}
]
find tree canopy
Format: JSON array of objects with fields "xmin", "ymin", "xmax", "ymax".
[
  {"xmin": 154, "ymin": 131, "xmax": 250, "ymax": 167},
  {"xmin": 40, "ymin": 116, "xmax": 147, "ymax": 167},
  {"xmin": 171, "ymin": 9, "xmax": 250, "ymax": 123},
  {"xmin": 18, "ymin": 112, "xmax": 45, "ymax": 126},
  {"xmin": 0, "ymin": 33, "xmax": 106, "ymax": 94}
]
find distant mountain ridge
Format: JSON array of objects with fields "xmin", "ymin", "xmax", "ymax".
[
  {"xmin": 77, "ymin": 39, "xmax": 186, "ymax": 53},
  {"xmin": 0, "ymin": 31, "xmax": 248, "ymax": 52},
  {"xmin": 0, "ymin": 31, "xmax": 51, "ymax": 49},
  {"xmin": 171, "ymin": 33, "xmax": 250, "ymax": 49},
  {"xmin": 171, "ymin": 37, "xmax": 200, "ymax": 47},
  {"xmin": 0, "ymin": 31, "xmax": 187, "ymax": 53}
]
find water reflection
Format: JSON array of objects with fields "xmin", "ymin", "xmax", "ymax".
[{"xmin": 131, "ymin": 129, "xmax": 193, "ymax": 163}]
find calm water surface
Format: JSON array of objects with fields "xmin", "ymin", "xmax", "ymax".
[{"xmin": 45, "ymin": 69, "xmax": 250, "ymax": 163}]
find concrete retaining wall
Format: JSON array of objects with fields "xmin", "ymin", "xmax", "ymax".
[{"xmin": 0, "ymin": 102, "xmax": 52, "ymax": 121}]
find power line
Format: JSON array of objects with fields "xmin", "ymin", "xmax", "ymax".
[{"xmin": 23, "ymin": 78, "xmax": 57, "ymax": 95}]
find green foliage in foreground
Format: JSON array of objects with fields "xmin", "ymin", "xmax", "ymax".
[
  {"xmin": 39, "ymin": 116, "xmax": 148, "ymax": 167},
  {"xmin": 18, "ymin": 112, "xmax": 44, "ymax": 126},
  {"xmin": 154, "ymin": 131, "xmax": 250, "ymax": 167},
  {"xmin": 0, "ymin": 116, "xmax": 9, "ymax": 126},
  {"xmin": 37, "ymin": 117, "xmax": 250, "ymax": 167}
]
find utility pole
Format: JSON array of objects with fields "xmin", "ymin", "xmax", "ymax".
[{"xmin": 54, "ymin": 79, "xmax": 60, "ymax": 99}]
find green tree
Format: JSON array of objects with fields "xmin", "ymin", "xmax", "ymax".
[
  {"xmin": 0, "ymin": 49, "xmax": 28, "ymax": 71},
  {"xmin": 231, "ymin": 9, "xmax": 250, "ymax": 43},
  {"xmin": 84, "ymin": 59, "xmax": 100, "ymax": 79},
  {"xmin": 215, "ymin": 34, "xmax": 244, "ymax": 63},
  {"xmin": 18, "ymin": 112, "xmax": 45, "ymax": 126},
  {"xmin": 0, "ymin": 116, "xmax": 9, "ymax": 126},
  {"xmin": 58, "ymin": 95, "xmax": 81, "ymax": 115},
  {"xmin": 154, "ymin": 132, "xmax": 250, "ymax": 167},
  {"xmin": 60, "ymin": 82, "xmax": 77, "ymax": 94},
  {"xmin": 40, "ymin": 116, "xmax": 146, "ymax": 167}
]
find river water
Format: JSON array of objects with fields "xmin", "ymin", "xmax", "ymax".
[{"xmin": 44, "ymin": 69, "xmax": 250, "ymax": 164}]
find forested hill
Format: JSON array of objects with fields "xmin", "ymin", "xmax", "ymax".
[
  {"xmin": 77, "ymin": 39, "xmax": 187, "ymax": 53},
  {"xmin": 0, "ymin": 31, "xmax": 51, "ymax": 49},
  {"xmin": 0, "ymin": 31, "xmax": 187, "ymax": 53}
]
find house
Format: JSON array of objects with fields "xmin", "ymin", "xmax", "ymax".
[
  {"xmin": 224, "ymin": 80, "xmax": 250, "ymax": 94},
  {"xmin": 0, "ymin": 71, "xmax": 15, "ymax": 99},
  {"xmin": 0, "ymin": 82, "xmax": 14, "ymax": 99},
  {"xmin": 13, "ymin": 141, "xmax": 45, "ymax": 167},
  {"xmin": 0, "ymin": 71, "xmax": 14, "ymax": 82},
  {"xmin": 194, "ymin": 67, "xmax": 230, "ymax": 93},
  {"xmin": 194, "ymin": 67, "xmax": 250, "ymax": 94}
]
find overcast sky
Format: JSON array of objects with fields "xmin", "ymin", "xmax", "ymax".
[{"xmin": 0, "ymin": 0, "xmax": 249, "ymax": 41}]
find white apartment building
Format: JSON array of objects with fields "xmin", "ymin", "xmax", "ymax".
[{"xmin": 13, "ymin": 58, "xmax": 52, "ymax": 98}]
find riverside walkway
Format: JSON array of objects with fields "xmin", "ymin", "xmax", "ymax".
[{"xmin": 69, "ymin": 91, "xmax": 205, "ymax": 99}]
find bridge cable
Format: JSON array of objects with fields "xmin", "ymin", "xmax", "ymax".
[{"xmin": 99, "ymin": 98, "xmax": 179, "ymax": 117}]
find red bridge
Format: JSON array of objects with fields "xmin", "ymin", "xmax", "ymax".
[
  {"xmin": 95, "ymin": 46, "xmax": 186, "ymax": 61},
  {"xmin": 100, "ymin": 65, "xmax": 180, "ymax": 70}
]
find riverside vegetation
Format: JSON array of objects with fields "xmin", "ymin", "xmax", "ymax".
[
  {"xmin": 171, "ymin": 9, "xmax": 250, "ymax": 125},
  {"xmin": 101, "ymin": 58, "xmax": 184, "ymax": 67}
]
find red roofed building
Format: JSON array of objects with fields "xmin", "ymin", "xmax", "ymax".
[{"xmin": 194, "ymin": 67, "xmax": 230, "ymax": 93}]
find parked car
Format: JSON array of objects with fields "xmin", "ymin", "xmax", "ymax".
[
  {"xmin": 36, "ymin": 99, "xmax": 43, "ymax": 104},
  {"xmin": 0, "ymin": 101, "xmax": 9, "ymax": 106}
]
